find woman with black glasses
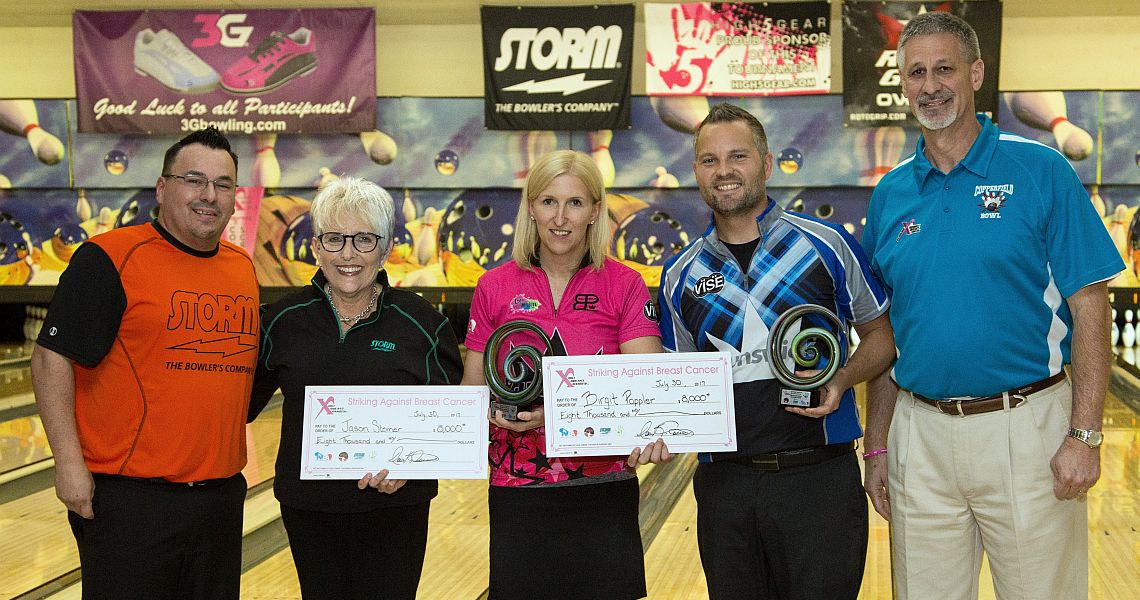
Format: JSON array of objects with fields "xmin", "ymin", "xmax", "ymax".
[{"xmin": 249, "ymin": 176, "xmax": 462, "ymax": 599}]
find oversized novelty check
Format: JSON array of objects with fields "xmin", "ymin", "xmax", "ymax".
[
  {"xmin": 300, "ymin": 385, "xmax": 489, "ymax": 480},
  {"xmin": 542, "ymin": 353, "xmax": 736, "ymax": 457}
]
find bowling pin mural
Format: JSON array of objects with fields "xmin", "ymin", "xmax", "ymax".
[
  {"xmin": 94, "ymin": 207, "xmax": 114, "ymax": 236},
  {"xmin": 857, "ymin": 126, "xmax": 906, "ymax": 186},
  {"xmin": 76, "ymin": 189, "xmax": 93, "ymax": 223},
  {"xmin": 315, "ymin": 167, "xmax": 338, "ymax": 189},
  {"xmin": 650, "ymin": 96, "xmax": 711, "ymax": 134},
  {"xmin": 402, "ymin": 189, "xmax": 417, "ymax": 225},
  {"xmin": 359, "ymin": 130, "xmax": 397, "ymax": 165},
  {"xmin": 589, "ymin": 130, "xmax": 615, "ymax": 187},
  {"xmin": 0, "ymin": 100, "xmax": 66, "ymax": 165},
  {"xmin": 1108, "ymin": 204, "xmax": 1130, "ymax": 261},
  {"xmin": 1089, "ymin": 185, "xmax": 1106, "ymax": 218},
  {"xmin": 251, "ymin": 133, "xmax": 281, "ymax": 189},
  {"xmin": 514, "ymin": 130, "xmax": 557, "ymax": 185},
  {"xmin": 1007, "ymin": 92, "xmax": 1094, "ymax": 161},
  {"xmin": 652, "ymin": 166, "xmax": 680, "ymax": 188},
  {"xmin": 413, "ymin": 207, "xmax": 439, "ymax": 267}
]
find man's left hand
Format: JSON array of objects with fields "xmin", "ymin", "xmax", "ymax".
[{"xmin": 1050, "ymin": 436, "xmax": 1100, "ymax": 500}]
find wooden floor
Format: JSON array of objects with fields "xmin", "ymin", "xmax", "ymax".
[{"xmin": 1, "ymin": 362, "xmax": 1138, "ymax": 599}]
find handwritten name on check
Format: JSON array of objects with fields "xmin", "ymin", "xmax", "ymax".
[
  {"xmin": 542, "ymin": 353, "xmax": 736, "ymax": 457},
  {"xmin": 301, "ymin": 385, "xmax": 489, "ymax": 480}
]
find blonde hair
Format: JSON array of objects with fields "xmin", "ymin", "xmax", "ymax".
[{"xmin": 511, "ymin": 150, "xmax": 611, "ymax": 271}]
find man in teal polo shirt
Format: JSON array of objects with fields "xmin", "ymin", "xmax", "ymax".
[{"xmin": 859, "ymin": 12, "xmax": 1123, "ymax": 600}]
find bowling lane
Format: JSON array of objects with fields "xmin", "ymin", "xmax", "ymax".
[
  {"xmin": 0, "ymin": 414, "xmax": 50, "ymax": 482},
  {"xmin": 0, "ymin": 403, "xmax": 283, "ymax": 599}
]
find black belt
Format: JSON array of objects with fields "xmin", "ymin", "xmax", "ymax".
[
  {"xmin": 99, "ymin": 474, "xmax": 236, "ymax": 489},
  {"xmin": 912, "ymin": 372, "xmax": 1067, "ymax": 417},
  {"xmin": 721, "ymin": 442, "xmax": 854, "ymax": 471}
]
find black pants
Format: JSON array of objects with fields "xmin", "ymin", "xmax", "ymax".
[
  {"xmin": 693, "ymin": 452, "xmax": 867, "ymax": 600},
  {"xmin": 488, "ymin": 477, "xmax": 646, "ymax": 600},
  {"xmin": 68, "ymin": 473, "xmax": 246, "ymax": 600},
  {"xmin": 280, "ymin": 501, "xmax": 431, "ymax": 600}
]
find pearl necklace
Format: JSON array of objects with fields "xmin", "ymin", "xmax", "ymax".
[{"xmin": 326, "ymin": 283, "xmax": 378, "ymax": 326}]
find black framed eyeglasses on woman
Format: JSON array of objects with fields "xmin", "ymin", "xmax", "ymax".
[{"xmin": 316, "ymin": 232, "xmax": 383, "ymax": 253}]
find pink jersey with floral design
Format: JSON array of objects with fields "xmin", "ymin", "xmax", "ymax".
[{"xmin": 466, "ymin": 258, "xmax": 662, "ymax": 486}]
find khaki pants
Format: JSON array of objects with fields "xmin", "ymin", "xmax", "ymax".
[{"xmin": 887, "ymin": 380, "xmax": 1088, "ymax": 600}]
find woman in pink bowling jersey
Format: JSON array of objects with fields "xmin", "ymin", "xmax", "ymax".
[{"xmin": 462, "ymin": 150, "xmax": 671, "ymax": 599}]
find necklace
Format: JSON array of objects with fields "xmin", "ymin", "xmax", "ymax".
[{"xmin": 326, "ymin": 283, "xmax": 378, "ymax": 325}]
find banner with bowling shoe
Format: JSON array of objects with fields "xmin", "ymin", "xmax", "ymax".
[
  {"xmin": 481, "ymin": 5, "xmax": 634, "ymax": 131},
  {"xmin": 644, "ymin": 2, "xmax": 832, "ymax": 97},
  {"xmin": 73, "ymin": 9, "xmax": 375, "ymax": 134},
  {"xmin": 842, "ymin": 0, "xmax": 1002, "ymax": 127}
]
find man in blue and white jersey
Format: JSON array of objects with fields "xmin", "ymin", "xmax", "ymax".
[
  {"xmin": 657, "ymin": 102, "xmax": 894, "ymax": 599},
  {"xmin": 860, "ymin": 12, "xmax": 1124, "ymax": 600}
]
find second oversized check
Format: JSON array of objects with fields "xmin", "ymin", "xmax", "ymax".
[{"xmin": 542, "ymin": 352, "xmax": 736, "ymax": 457}]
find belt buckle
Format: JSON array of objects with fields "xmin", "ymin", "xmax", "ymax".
[
  {"xmin": 1010, "ymin": 393, "xmax": 1028, "ymax": 408},
  {"xmin": 750, "ymin": 455, "xmax": 780, "ymax": 471}
]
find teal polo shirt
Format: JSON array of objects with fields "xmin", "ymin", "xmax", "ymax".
[{"xmin": 863, "ymin": 115, "xmax": 1123, "ymax": 398}]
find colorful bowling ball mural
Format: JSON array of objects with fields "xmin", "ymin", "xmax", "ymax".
[
  {"xmin": 438, "ymin": 189, "xmax": 519, "ymax": 286},
  {"xmin": 0, "ymin": 213, "xmax": 33, "ymax": 285}
]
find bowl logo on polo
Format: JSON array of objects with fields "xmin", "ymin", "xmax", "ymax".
[{"xmin": 976, "ymin": 184, "xmax": 1014, "ymax": 219}]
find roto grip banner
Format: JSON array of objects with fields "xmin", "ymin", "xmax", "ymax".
[
  {"xmin": 842, "ymin": 1, "xmax": 1001, "ymax": 127},
  {"xmin": 73, "ymin": 9, "xmax": 375, "ymax": 134},
  {"xmin": 482, "ymin": 5, "xmax": 634, "ymax": 130},
  {"xmin": 645, "ymin": 2, "xmax": 831, "ymax": 96}
]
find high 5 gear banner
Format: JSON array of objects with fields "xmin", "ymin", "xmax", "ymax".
[
  {"xmin": 645, "ymin": 2, "xmax": 832, "ymax": 97},
  {"xmin": 482, "ymin": 5, "xmax": 634, "ymax": 131},
  {"xmin": 842, "ymin": 1, "xmax": 1002, "ymax": 127},
  {"xmin": 73, "ymin": 9, "xmax": 375, "ymax": 134}
]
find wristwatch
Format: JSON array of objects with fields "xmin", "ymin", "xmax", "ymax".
[{"xmin": 1067, "ymin": 427, "xmax": 1104, "ymax": 449}]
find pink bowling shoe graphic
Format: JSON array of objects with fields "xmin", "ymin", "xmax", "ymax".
[{"xmin": 221, "ymin": 28, "xmax": 316, "ymax": 94}]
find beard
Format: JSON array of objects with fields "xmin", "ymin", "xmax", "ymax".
[
  {"xmin": 913, "ymin": 91, "xmax": 957, "ymax": 130},
  {"xmin": 699, "ymin": 176, "xmax": 766, "ymax": 217}
]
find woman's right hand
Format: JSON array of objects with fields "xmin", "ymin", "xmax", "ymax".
[{"xmin": 490, "ymin": 405, "xmax": 545, "ymax": 432}]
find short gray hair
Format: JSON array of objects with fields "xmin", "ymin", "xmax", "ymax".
[
  {"xmin": 309, "ymin": 176, "xmax": 395, "ymax": 244},
  {"xmin": 897, "ymin": 12, "xmax": 981, "ymax": 66}
]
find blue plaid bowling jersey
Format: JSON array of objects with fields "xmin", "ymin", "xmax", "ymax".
[{"xmin": 658, "ymin": 200, "xmax": 889, "ymax": 460}]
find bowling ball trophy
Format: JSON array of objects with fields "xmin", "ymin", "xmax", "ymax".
[
  {"xmin": 482, "ymin": 319, "xmax": 554, "ymax": 421},
  {"xmin": 767, "ymin": 304, "xmax": 847, "ymax": 408}
]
